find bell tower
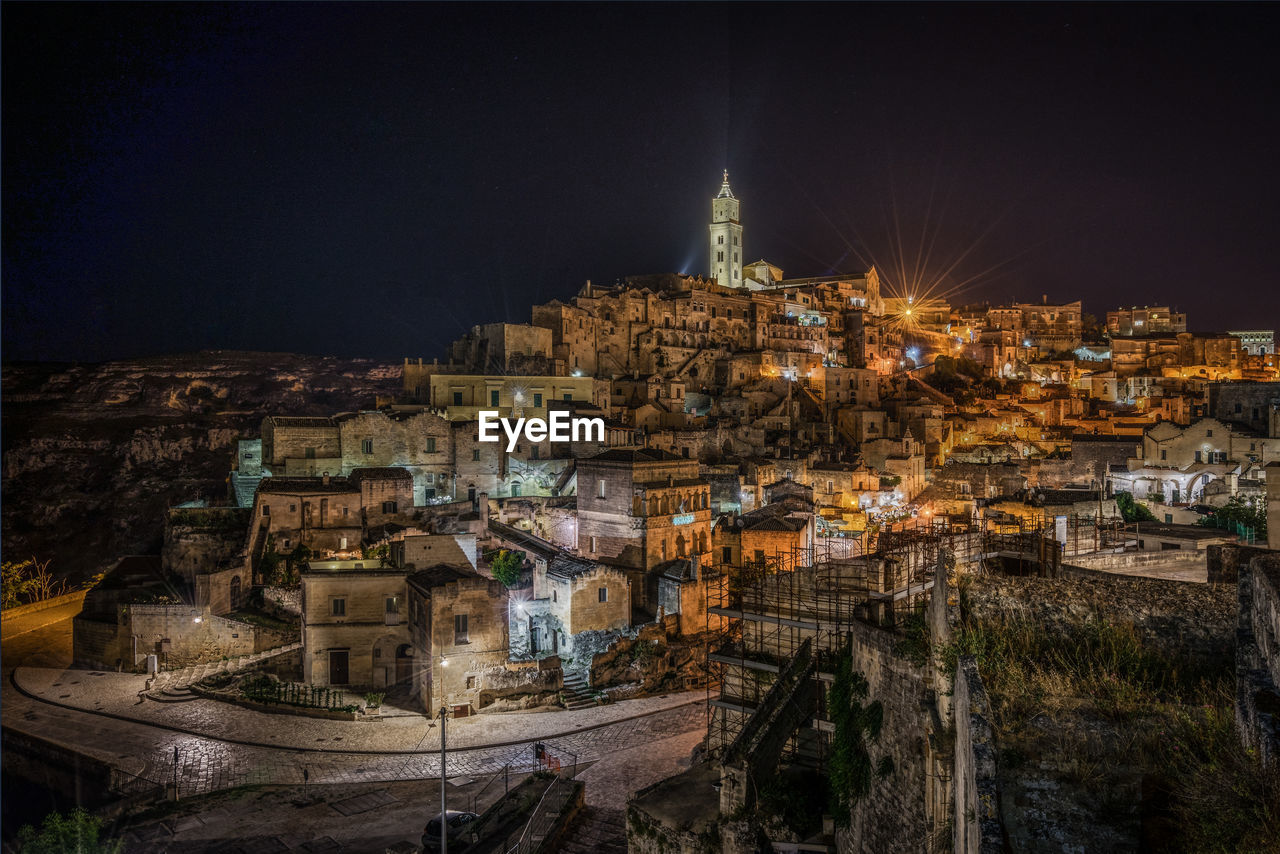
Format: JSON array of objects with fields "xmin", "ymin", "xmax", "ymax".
[{"xmin": 709, "ymin": 170, "xmax": 743, "ymax": 288}]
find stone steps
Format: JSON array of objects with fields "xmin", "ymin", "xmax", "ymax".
[
  {"xmin": 562, "ymin": 671, "xmax": 595, "ymax": 710},
  {"xmin": 558, "ymin": 806, "xmax": 627, "ymax": 854},
  {"xmin": 146, "ymin": 641, "xmax": 302, "ymax": 699}
]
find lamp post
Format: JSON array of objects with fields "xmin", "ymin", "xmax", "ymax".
[{"xmin": 439, "ymin": 704, "xmax": 449, "ymax": 854}]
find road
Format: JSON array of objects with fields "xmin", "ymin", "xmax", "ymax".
[{"xmin": 1, "ymin": 600, "xmax": 706, "ymax": 851}]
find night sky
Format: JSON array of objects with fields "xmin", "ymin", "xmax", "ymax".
[{"xmin": 4, "ymin": 4, "xmax": 1278, "ymax": 363}]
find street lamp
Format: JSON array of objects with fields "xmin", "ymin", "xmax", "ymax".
[{"xmin": 439, "ymin": 704, "xmax": 449, "ymax": 853}]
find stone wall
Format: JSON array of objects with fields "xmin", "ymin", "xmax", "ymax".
[
  {"xmin": 129, "ymin": 605, "xmax": 258, "ymax": 668},
  {"xmin": 1208, "ymin": 542, "xmax": 1276, "ymax": 584},
  {"xmin": 964, "ymin": 570, "xmax": 1235, "ymax": 665},
  {"xmin": 162, "ymin": 515, "xmax": 247, "ymax": 584},
  {"xmin": 842, "ymin": 621, "xmax": 933, "ymax": 853},
  {"xmin": 1065, "ymin": 549, "xmax": 1206, "ymax": 574},
  {"xmin": 1236, "ymin": 553, "xmax": 1280, "ymax": 769},
  {"xmin": 952, "ymin": 658, "xmax": 1002, "ymax": 854}
]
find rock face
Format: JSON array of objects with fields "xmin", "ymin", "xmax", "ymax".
[{"xmin": 2, "ymin": 351, "xmax": 401, "ymax": 586}]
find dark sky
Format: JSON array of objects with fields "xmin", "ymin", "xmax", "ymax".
[{"xmin": 4, "ymin": 3, "xmax": 1278, "ymax": 363}]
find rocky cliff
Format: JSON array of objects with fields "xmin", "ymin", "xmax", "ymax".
[{"xmin": 2, "ymin": 351, "xmax": 402, "ymax": 586}]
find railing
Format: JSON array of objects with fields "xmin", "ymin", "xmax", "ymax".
[
  {"xmin": 507, "ymin": 775, "xmax": 567, "ymax": 854},
  {"xmin": 470, "ymin": 763, "xmax": 512, "ymax": 814}
]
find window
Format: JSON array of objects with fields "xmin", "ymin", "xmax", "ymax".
[
  {"xmin": 332, "ymin": 598, "xmax": 346, "ymax": 617},
  {"xmin": 1206, "ymin": 429, "xmax": 1214, "ymax": 437},
  {"xmin": 262, "ymin": 504, "xmax": 270, "ymax": 516},
  {"xmin": 717, "ymin": 235, "xmax": 724, "ymax": 245},
  {"xmin": 1161, "ymin": 450, "xmax": 1167, "ymax": 460},
  {"xmin": 723, "ymin": 546, "xmax": 732, "ymax": 564},
  {"xmin": 454, "ymin": 614, "xmax": 469, "ymax": 644},
  {"xmin": 453, "ymin": 391, "xmax": 463, "ymax": 405},
  {"xmin": 425, "ymin": 472, "xmax": 435, "ymax": 484},
  {"xmin": 598, "ymin": 587, "xmax": 608, "ymax": 603},
  {"xmin": 466, "ymin": 676, "xmax": 477, "ymax": 690},
  {"xmin": 305, "ymin": 447, "xmax": 316, "ymax": 459},
  {"xmin": 361, "ymin": 438, "xmax": 373, "ymax": 455},
  {"xmin": 717, "ymin": 251, "xmax": 724, "ymax": 262},
  {"xmin": 564, "ymin": 392, "xmax": 572, "ymax": 401},
  {"xmin": 552, "ymin": 589, "xmax": 557, "ymax": 602},
  {"xmin": 289, "ymin": 504, "xmax": 297, "ymax": 512},
  {"xmin": 342, "ymin": 506, "xmax": 349, "ymax": 516},
  {"xmin": 425, "ymin": 488, "xmax": 436, "ymax": 499},
  {"xmin": 472, "ymin": 449, "xmax": 481, "ymax": 461},
  {"xmin": 589, "ymin": 536, "xmax": 597, "ymax": 553},
  {"xmin": 733, "ymin": 236, "xmax": 738, "ymax": 246},
  {"xmin": 598, "ymin": 479, "xmax": 606, "ymax": 499},
  {"xmin": 426, "ymin": 437, "xmax": 436, "ymax": 453},
  {"xmin": 382, "ymin": 500, "xmax": 397, "ymax": 513},
  {"xmin": 533, "ymin": 393, "xmax": 542, "ymax": 408},
  {"xmin": 1195, "ymin": 451, "xmax": 1202, "ymax": 463}
]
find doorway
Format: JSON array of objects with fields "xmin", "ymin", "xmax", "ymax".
[{"xmin": 329, "ymin": 649, "xmax": 349, "ymax": 685}]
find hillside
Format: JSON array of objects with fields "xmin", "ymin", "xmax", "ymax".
[{"xmin": 1, "ymin": 351, "xmax": 402, "ymax": 586}]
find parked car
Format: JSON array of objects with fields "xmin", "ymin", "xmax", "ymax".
[{"xmin": 422, "ymin": 810, "xmax": 479, "ymax": 850}]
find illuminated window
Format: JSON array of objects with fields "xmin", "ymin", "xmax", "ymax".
[{"xmin": 598, "ymin": 479, "xmax": 606, "ymax": 499}]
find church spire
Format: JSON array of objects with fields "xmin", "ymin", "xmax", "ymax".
[{"xmin": 717, "ymin": 169, "xmax": 735, "ymax": 199}]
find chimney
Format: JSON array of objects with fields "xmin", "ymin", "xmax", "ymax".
[{"xmin": 322, "ymin": 475, "xmax": 330, "ymax": 486}]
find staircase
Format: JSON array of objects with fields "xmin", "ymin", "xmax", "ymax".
[
  {"xmin": 562, "ymin": 670, "xmax": 596, "ymax": 711},
  {"xmin": 558, "ymin": 806, "xmax": 627, "ymax": 854},
  {"xmin": 146, "ymin": 641, "xmax": 302, "ymax": 701}
]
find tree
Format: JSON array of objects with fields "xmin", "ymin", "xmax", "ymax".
[
  {"xmin": 1199, "ymin": 496, "xmax": 1267, "ymax": 537},
  {"xmin": 2, "ymin": 557, "xmax": 64, "ymax": 609},
  {"xmin": 16, "ymin": 808, "xmax": 122, "ymax": 854},
  {"xmin": 1115, "ymin": 491, "xmax": 1157, "ymax": 523},
  {"xmin": 489, "ymin": 549, "xmax": 525, "ymax": 588}
]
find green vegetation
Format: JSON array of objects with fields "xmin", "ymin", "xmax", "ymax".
[
  {"xmin": 828, "ymin": 642, "xmax": 894, "ymax": 825},
  {"xmin": 240, "ymin": 674, "xmax": 358, "ymax": 713},
  {"xmin": 939, "ymin": 614, "xmax": 1218, "ymax": 728},
  {"xmin": 1198, "ymin": 496, "xmax": 1267, "ymax": 538},
  {"xmin": 488, "ymin": 548, "xmax": 525, "ymax": 588},
  {"xmin": 16, "ymin": 808, "xmax": 122, "ymax": 854},
  {"xmin": 758, "ymin": 770, "xmax": 828, "ymax": 838},
  {"xmin": 363, "ymin": 691, "xmax": 385, "ymax": 708},
  {"xmin": 360, "ymin": 542, "xmax": 390, "ymax": 565},
  {"xmin": 2, "ymin": 556, "xmax": 66, "ymax": 609},
  {"xmin": 1157, "ymin": 700, "xmax": 1280, "ymax": 853},
  {"xmin": 1114, "ymin": 491, "xmax": 1157, "ymax": 523},
  {"xmin": 943, "ymin": 604, "xmax": 1275, "ymax": 852},
  {"xmin": 894, "ymin": 605, "xmax": 931, "ymax": 668}
]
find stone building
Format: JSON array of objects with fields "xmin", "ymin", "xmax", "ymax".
[
  {"xmin": 406, "ymin": 564, "xmax": 510, "ymax": 714},
  {"xmin": 253, "ymin": 477, "xmax": 364, "ymax": 555},
  {"xmin": 1107, "ymin": 305, "xmax": 1187, "ymax": 336},
  {"xmin": 446, "ymin": 322, "xmax": 557, "ymax": 375},
  {"xmin": 1109, "ymin": 416, "xmax": 1278, "ymax": 505},
  {"xmin": 576, "ymin": 448, "xmax": 712, "ymax": 619},
  {"xmin": 300, "ymin": 560, "xmax": 412, "ymax": 690}
]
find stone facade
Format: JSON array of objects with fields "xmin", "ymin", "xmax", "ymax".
[
  {"xmin": 300, "ymin": 563, "xmax": 412, "ymax": 690},
  {"xmin": 406, "ymin": 565, "xmax": 510, "ymax": 713}
]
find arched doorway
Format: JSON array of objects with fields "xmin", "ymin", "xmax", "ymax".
[
  {"xmin": 230, "ymin": 575, "xmax": 243, "ymax": 610},
  {"xmin": 395, "ymin": 644, "xmax": 413, "ymax": 686}
]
